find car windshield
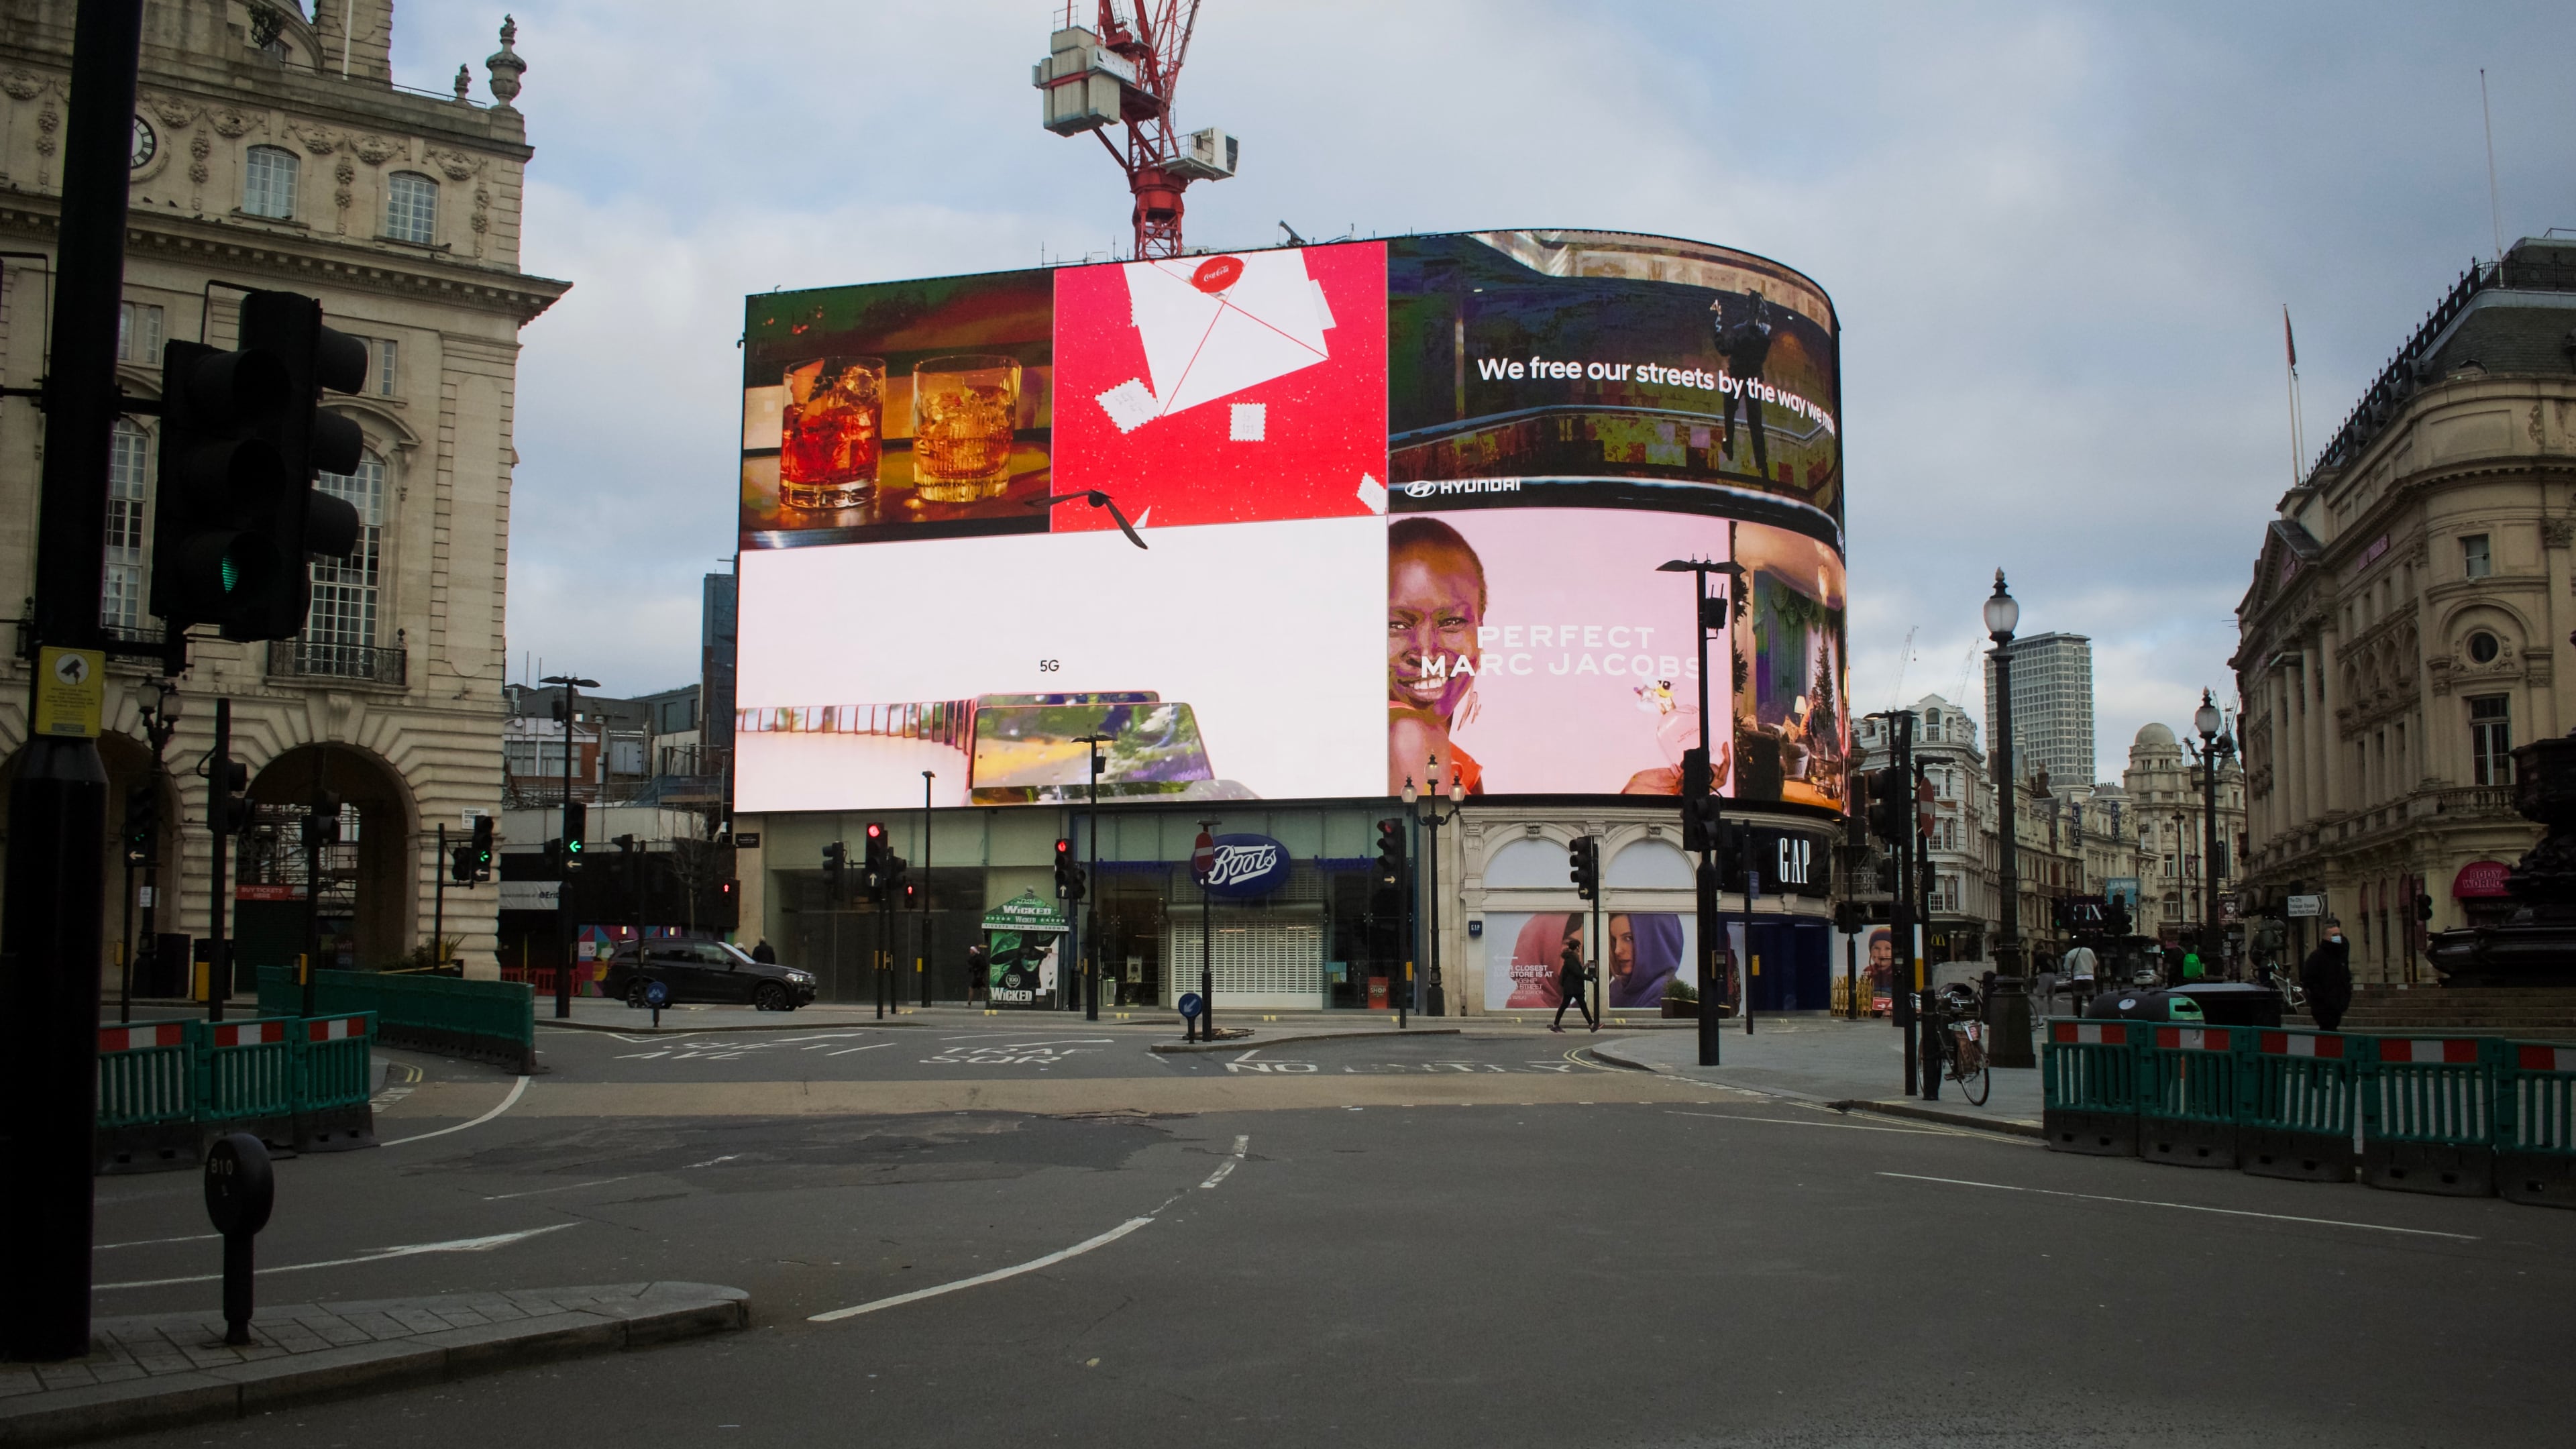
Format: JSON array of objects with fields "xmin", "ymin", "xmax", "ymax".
[{"xmin": 713, "ymin": 943, "xmax": 761, "ymax": 967}]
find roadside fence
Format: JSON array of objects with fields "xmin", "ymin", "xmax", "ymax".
[{"xmin": 94, "ymin": 1012, "xmax": 376, "ymax": 1174}]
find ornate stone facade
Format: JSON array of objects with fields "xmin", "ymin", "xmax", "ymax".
[
  {"xmin": 2234, "ymin": 237, "xmax": 2576, "ymax": 984},
  {"xmin": 0, "ymin": 3, "xmax": 566, "ymax": 982}
]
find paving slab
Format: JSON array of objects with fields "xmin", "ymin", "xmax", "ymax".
[{"xmin": 0, "ymin": 1282, "xmax": 747, "ymax": 1448}]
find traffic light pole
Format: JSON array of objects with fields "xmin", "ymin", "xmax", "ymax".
[
  {"xmin": 1590, "ymin": 839, "xmax": 1603, "ymax": 1025},
  {"xmin": 433, "ymin": 822, "xmax": 447, "ymax": 975},
  {"xmin": 1891, "ymin": 710, "xmax": 1919, "ymax": 1095},
  {"xmin": 1, "ymin": 0, "xmax": 143, "ymax": 1364},
  {"xmin": 208, "ymin": 698, "xmax": 234, "ymax": 1025}
]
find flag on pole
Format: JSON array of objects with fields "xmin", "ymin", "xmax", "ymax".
[{"xmin": 2283, "ymin": 305, "xmax": 2297, "ymax": 371}]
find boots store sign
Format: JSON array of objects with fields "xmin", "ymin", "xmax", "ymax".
[{"xmin": 1194, "ymin": 833, "xmax": 1293, "ymax": 899}]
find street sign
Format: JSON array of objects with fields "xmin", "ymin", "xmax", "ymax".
[
  {"xmin": 2286, "ymin": 894, "xmax": 2325, "ymax": 918},
  {"xmin": 733, "ymin": 832, "xmax": 761, "ymax": 849},
  {"xmin": 1178, "ymin": 991, "xmax": 1205, "ymax": 1020}
]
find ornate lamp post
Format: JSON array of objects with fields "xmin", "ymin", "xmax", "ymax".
[
  {"xmin": 1984, "ymin": 571, "xmax": 2036, "ymax": 1068},
  {"xmin": 124, "ymin": 678, "xmax": 183, "ymax": 1022},
  {"xmin": 1402, "ymin": 765, "xmax": 1462, "ymax": 1027},
  {"xmin": 2191, "ymin": 690, "xmax": 2235, "ymax": 978}
]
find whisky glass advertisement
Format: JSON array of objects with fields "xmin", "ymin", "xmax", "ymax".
[
  {"xmin": 911, "ymin": 354, "xmax": 1022, "ymax": 501},
  {"xmin": 778, "ymin": 356, "xmax": 884, "ymax": 509}
]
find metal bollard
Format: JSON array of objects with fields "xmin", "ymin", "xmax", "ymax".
[
  {"xmin": 203, "ymin": 1132, "xmax": 275, "ymax": 1346},
  {"xmin": 1919, "ymin": 989, "xmax": 1943, "ymax": 1102}
]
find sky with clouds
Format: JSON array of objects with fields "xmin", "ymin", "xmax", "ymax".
[{"xmin": 391, "ymin": 1, "xmax": 2575, "ymax": 780}]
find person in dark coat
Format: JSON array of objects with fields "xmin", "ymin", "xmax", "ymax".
[
  {"xmin": 2300, "ymin": 919, "xmax": 2353, "ymax": 1032},
  {"xmin": 1552, "ymin": 933, "xmax": 1597, "ymax": 1033},
  {"xmin": 751, "ymin": 939, "xmax": 778, "ymax": 965}
]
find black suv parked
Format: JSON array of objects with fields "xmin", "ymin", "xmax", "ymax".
[{"xmin": 602, "ymin": 941, "xmax": 817, "ymax": 1012}]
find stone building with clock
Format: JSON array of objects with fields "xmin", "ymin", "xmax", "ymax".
[{"xmin": 0, "ymin": 2, "xmax": 566, "ymax": 988}]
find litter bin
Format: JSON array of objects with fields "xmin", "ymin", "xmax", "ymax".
[
  {"xmin": 2167, "ymin": 981, "xmax": 2282, "ymax": 1028},
  {"xmin": 2082, "ymin": 987, "xmax": 2207, "ymax": 1024}
]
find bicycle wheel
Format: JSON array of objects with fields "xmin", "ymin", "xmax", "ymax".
[{"xmin": 1960, "ymin": 1050, "xmax": 1990, "ymax": 1106}]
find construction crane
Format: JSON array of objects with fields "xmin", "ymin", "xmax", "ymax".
[
  {"xmin": 1034, "ymin": 1, "xmax": 1239, "ymax": 260},
  {"xmin": 1884, "ymin": 627, "xmax": 1917, "ymax": 713}
]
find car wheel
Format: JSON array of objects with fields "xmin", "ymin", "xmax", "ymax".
[
  {"xmin": 755, "ymin": 982, "xmax": 788, "ymax": 1012},
  {"xmin": 624, "ymin": 980, "xmax": 647, "ymax": 1008}
]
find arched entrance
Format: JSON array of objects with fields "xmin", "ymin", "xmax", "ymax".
[
  {"xmin": 0, "ymin": 731, "xmax": 184, "ymax": 1002},
  {"xmin": 241, "ymin": 744, "xmax": 414, "ymax": 974}
]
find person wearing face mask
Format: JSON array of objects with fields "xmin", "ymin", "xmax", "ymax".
[{"xmin": 2300, "ymin": 918, "xmax": 2353, "ymax": 1032}]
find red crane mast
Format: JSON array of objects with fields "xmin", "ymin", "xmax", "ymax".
[{"xmin": 1035, "ymin": 1, "xmax": 1236, "ymax": 260}]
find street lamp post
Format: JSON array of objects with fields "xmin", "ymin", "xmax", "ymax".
[
  {"xmin": 1075, "ymin": 735, "xmax": 1109, "ymax": 1022},
  {"xmin": 1660, "ymin": 557, "xmax": 1740, "ymax": 1069},
  {"xmin": 1403, "ymin": 769, "xmax": 1462, "ymax": 1031},
  {"xmin": 126, "ymin": 678, "xmax": 183, "ymax": 1024},
  {"xmin": 920, "ymin": 770, "xmax": 934, "ymax": 1008},
  {"xmin": 541, "ymin": 674, "xmax": 598, "ymax": 1020},
  {"xmin": 1193, "ymin": 818, "xmax": 1221, "ymax": 1042},
  {"xmin": 1983, "ymin": 572, "xmax": 2036, "ymax": 1069},
  {"xmin": 2192, "ymin": 690, "xmax": 2234, "ymax": 979}
]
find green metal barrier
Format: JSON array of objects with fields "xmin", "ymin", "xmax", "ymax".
[
  {"xmin": 260, "ymin": 965, "xmax": 535, "ymax": 1073},
  {"xmin": 202, "ymin": 1017, "xmax": 299, "ymax": 1142},
  {"xmin": 2498, "ymin": 1042, "xmax": 2576, "ymax": 1208},
  {"xmin": 2136, "ymin": 1025, "xmax": 2243, "ymax": 1169},
  {"xmin": 2240, "ymin": 1028, "xmax": 2363, "ymax": 1183},
  {"xmin": 293, "ymin": 1012, "xmax": 379, "ymax": 1151},
  {"xmin": 2042, "ymin": 1019, "xmax": 2139, "ymax": 1157},
  {"xmin": 94, "ymin": 1022, "xmax": 199, "ymax": 1173},
  {"xmin": 93, "ymin": 1013, "xmax": 378, "ymax": 1173},
  {"xmin": 2362, "ymin": 1036, "xmax": 2502, "ymax": 1198}
]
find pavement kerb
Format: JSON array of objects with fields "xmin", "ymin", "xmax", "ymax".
[
  {"xmin": 1586, "ymin": 1038, "xmax": 2043, "ymax": 1138},
  {"xmin": 0, "ymin": 1283, "xmax": 748, "ymax": 1448},
  {"xmin": 1149, "ymin": 1026, "xmax": 1462, "ymax": 1055}
]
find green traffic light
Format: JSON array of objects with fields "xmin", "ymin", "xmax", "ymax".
[
  {"xmin": 567, "ymin": 839, "xmax": 584, "ymax": 854},
  {"xmin": 220, "ymin": 552, "xmax": 240, "ymax": 593}
]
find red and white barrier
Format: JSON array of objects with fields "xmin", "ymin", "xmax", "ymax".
[
  {"xmin": 2051, "ymin": 1021, "xmax": 2127, "ymax": 1045},
  {"xmin": 2375, "ymin": 1038, "xmax": 2479, "ymax": 1065},
  {"xmin": 2257, "ymin": 1030, "xmax": 2346, "ymax": 1059},
  {"xmin": 2517, "ymin": 1044, "xmax": 2576, "ymax": 1073},
  {"xmin": 2153, "ymin": 1027, "xmax": 2230, "ymax": 1051},
  {"xmin": 305, "ymin": 1015, "xmax": 368, "ymax": 1042},
  {"xmin": 98, "ymin": 1022, "xmax": 184, "ymax": 1053},
  {"xmin": 209, "ymin": 1020, "xmax": 284, "ymax": 1048}
]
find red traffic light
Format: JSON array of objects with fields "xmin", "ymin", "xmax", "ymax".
[
  {"xmin": 1054, "ymin": 838, "xmax": 1072, "ymax": 859},
  {"xmin": 865, "ymin": 822, "xmax": 886, "ymax": 842}
]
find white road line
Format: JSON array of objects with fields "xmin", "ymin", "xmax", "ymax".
[
  {"xmin": 616, "ymin": 1050, "xmax": 673, "ymax": 1060},
  {"xmin": 1670, "ymin": 1110, "xmax": 1948, "ymax": 1136},
  {"xmin": 96, "ymin": 1224, "xmax": 578, "ymax": 1290},
  {"xmin": 1232, "ymin": 1134, "xmax": 1250, "ymax": 1158},
  {"xmin": 96, "ymin": 1232, "xmax": 220, "ymax": 1251},
  {"xmin": 772, "ymin": 1032, "xmax": 872, "ymax": 1044},
  {"xmin": 380, "ymin": 1075, "xmax": 529, "ymax": 1147},
  {"xmin": 1199, "ymin": 1162, "xmax": 1236, "ymax": 1189},
  {"xmin": 1875, "ymin": 1173, "xmax": 2481, "ymax": 1240},
  {"xmin": 1233, "ymin": 1048, "xmax": 1260, "ymax": 1063},
  {"xmin": 808, "ymin": 1218, "xmax": 1154, "ymax": 1324},
  {"xmin": 686, "ymin": 1154, "xmax": 743, "ymax": 1169},
  {"xmin": 482, "ymin": 1176, "xmax": 637, "ymax": 1200},
  {"xmin": 827, "ymin": 1042, "xmax": 895, "ymax": 1057}
]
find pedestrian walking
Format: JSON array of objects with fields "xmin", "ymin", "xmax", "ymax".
[
  {"xmin": 966, "ymin": 942, "xmax": 990, "ymax": 1004},
  {"xmin": 1551, "ymin": 934, "xmax": 1597, "ymax": 1033},
  {"xmin": 2300, "ymin": 918, "xmax": 2353, "ymax": 1032},
  {"xmin": 751, "ymin": 939, "xmax": 778, "ymax": 965}
]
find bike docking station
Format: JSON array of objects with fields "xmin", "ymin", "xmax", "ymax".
[{"xmin": 2041, "ymin": 1019, "xmax": 2576, "ymax": 1208}]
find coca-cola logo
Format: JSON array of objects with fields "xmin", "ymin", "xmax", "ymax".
[{"xmin": 1197, "ymin": 833, "xmax": 1291, "ymax": 898}]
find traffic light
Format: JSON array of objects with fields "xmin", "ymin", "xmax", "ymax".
[
  {"xmin": 1679, "ymin": 747, "xmax": 1719, "ymax": 852},
  {"xmin": 2416, "ymin": 892, "xmax": 2434, "ymax": 922},
  {"xmin": 121, "ymin": 784, "xmax": 157, "ymax": 865},
  {"xmin": 449, "ymin": 845, "xmax": 477, "ymax": 884},
  {"xmin": 564, "ymin": 800, "xmax": 587, "ymax": 857},
  {"xmin": 150, "ymin": 289, "xmax": 367, "ymax": 641},
  {"xmin": 1874, "ymin": 852, "xmax": 1900, "ymax": 897},
  {"xmin": 822, "ymin": 841, "xmax": 846, "ymax": 902},
  {"xmin": 1374, "ymin": 819, "xmax": 1406, "ymax": 895},
  {"xmin": 863, "ymin": 822, "xmax": 890, "ymax": 898},
  {"xmin": 1865, "ymin": 766, "xmax": 1909, "ymax": 844},
  {"xmin": 1568, "ymin": 836, "xmax": 1599, "ymax": 901},
  {"xmin": 1053, "ymin": 837, "xmax": 1085, "ymax": 902},
  {"xmin": 470, "ymin": 814, "xmax": 495, "ymax": 881},
  {"xmin": 215, "ymin": 761, "xmax": 251, "ymax": 837},
  {"xmin": 299, "ymin": 794, "xmax": 341, "ymax": 849}
]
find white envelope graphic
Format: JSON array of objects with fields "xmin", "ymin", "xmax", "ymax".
[{"xmin": 1094, "ymin": 250, "xmax": 1336, "ymax": 433}]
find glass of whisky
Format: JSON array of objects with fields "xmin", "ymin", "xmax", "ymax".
[
  {"xmin": 910, "ymin": 354, "xmax": 1021, "ymax": 502},
  {"xmin": 779, "ymin": 356, "xmax": 884, "ymax": 509}
]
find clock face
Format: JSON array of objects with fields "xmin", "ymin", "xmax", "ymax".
[{"xmin": 130, "ymin": 115, "xmax": 156, "ymax": 169}]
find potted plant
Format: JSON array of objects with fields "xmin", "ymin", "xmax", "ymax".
[{"xmin": 1661, "ymin": 977, "xmax": 1699, "ymax": 1019}]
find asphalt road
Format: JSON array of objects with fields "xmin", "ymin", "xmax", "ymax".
[{"xmin": 95, "ymin": 1030, "xmax": 2576, "ymax": 1446}]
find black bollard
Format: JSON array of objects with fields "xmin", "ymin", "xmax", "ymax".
[
  {"xmin": 1919, "ymin": 989, "xmax": 1943, "ymax": 1102},
  {"xmin": 203, "ymin": 1132, "xmax": 274, "ymax": 1346}
]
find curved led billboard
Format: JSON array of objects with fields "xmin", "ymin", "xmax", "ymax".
[{"xmin": 734, "ymin": 231, "xmax": 1846, "ymax": 816}]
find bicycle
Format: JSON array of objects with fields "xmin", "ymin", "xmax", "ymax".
[{"xmin": 1934, "ymin": 983, "xmax": 1989, "ymax": 1106}]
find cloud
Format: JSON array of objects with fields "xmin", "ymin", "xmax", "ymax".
[{"xmin": 405, "ymin": 2, "xmax": 2575, "ymax": 777}]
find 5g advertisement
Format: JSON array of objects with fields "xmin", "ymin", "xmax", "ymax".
[{"xmin": 735, "ymin": 231, "xmax": 1847, "ymax": 815}]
